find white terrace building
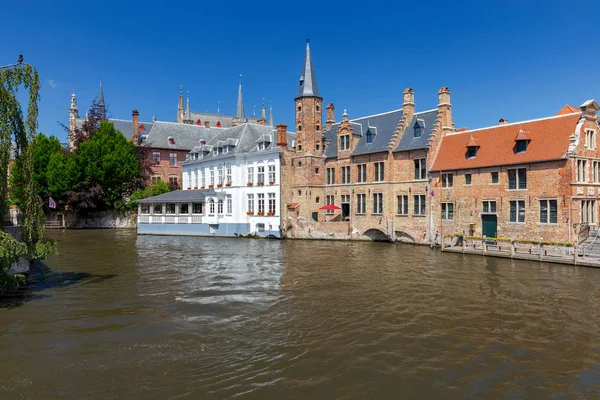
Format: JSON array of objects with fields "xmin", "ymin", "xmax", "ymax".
[{"xmin": 137, "ymin": 123, "xmax": 293, "ymax": 238}]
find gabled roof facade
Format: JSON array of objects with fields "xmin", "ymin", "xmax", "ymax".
[
  {"xmin": 430, "ymin": 112, "xmax": 582, "ymax": 172},
  {"xmin": 143, "ymin": 122, "xmax": 223, "ymax": 151}
]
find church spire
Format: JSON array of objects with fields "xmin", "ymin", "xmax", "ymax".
[
  {"xmin": 269, "ymin": 101, "xmax": 274, "ymax": 127},
  {"xmin": 98, "ymin": 80, "xmax": 106, "ymax": 120},
  {"xmin": 236, "ymin": 75, "xmax": 245, "ymax": 119},
  {"xmin": 185, "ymin": 92, "xmax": 191, "ymax": 120},
  {"xmin": 296, "ymin": 38, "xmax": 321, "ymax": 99},
  {"xmin": 177, "ymin": 85, "xmax": 184, "ymax": 123}
]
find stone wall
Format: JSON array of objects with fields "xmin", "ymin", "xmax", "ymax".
[{"xmin": 47, "ymin": 211, "xmax": 137, "ymax": 229}]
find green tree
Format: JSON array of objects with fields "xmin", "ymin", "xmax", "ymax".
[{"xmin": 127, "ymin": 180, "xmax": 170, "ymax": 210}]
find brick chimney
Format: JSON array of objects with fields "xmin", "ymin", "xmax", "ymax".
[
  {"xmin": 204, "ymin": 121, "xmax": 210, "ymax": 128},
  {"xmin": 438, "ymin": 87, "xmax": 453, "ymax": 133},
  {"xmin": 325, "ymin": 103, "xmax": 335, "ymax": 131},
  {"xmin": 276, "ymin": 124, "xmax": 288, "ymax": 149},
  {"xmin": 403, "ymin": 88, "xmax": 415, "ymax": 122},
  {"xmin": 132, "ymin": 110, "xmax": 139, "ymax": 145},
  {"xmin": 499, "ymin": 118, "xmax": 509, "ymax": 125}
]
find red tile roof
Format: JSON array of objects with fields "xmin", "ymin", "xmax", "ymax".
[
  {"xmin": 557, "ymin": 105, "xmax": 579, "ymax": 115},
  {"xmin": 431, "ymin": 112, "xmax": 581, "ymax": 172}
]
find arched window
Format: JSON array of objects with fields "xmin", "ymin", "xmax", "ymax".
[
  {"xmin": 209, "ymin": 199, "xmax": 215, "ymax": 214},
  {"xmin": 218, "ymin": 199, "xmax": 224, "ymax": 214}
]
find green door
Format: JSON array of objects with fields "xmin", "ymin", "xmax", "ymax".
[{"xmin": 481, "ymin": 215, "xmax": 497, "ymax": 241}]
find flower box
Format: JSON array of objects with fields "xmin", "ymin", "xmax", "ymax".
[
  {"xmin": 257, "ymin": 181, "xmax": 264, "ymax": 186},
  {"xmin": 217, "ymin": 183, "xmax": 223, "ymax": 188},
  {"xmin": 269, "ymin": 181, "xmax": 275, "ymax": 185},
  {"xmin": 201, "ymin": 186, "xmax": 205, "ymax": 189},
  {"xmin": 225, "ymin": 183, "xmax": 232, "ymax": 187},
  {"xmin": 257, "ymin": 211, "xmax": 265, "ymax": 216},
  {"xmin": 267, "ymin": 212, "xmax": 275, "ymax": 216},
  {"xmin": 246, "ymin": 211, "xmax": 254, "ymax": 216},
  {"xmin": 247, "ymin": 182, "xmax": 253, "ymax": 186},
  {"xmin": 208, "ymin": 184, "xmax": 214, "ymax": 188},
  {"xmin": 193, "ymin": 186, "xmax": 198, "ymax": 190},
  {"xmin": 187, "ymin": 187, "xmax": 192, "ymax": 190}
]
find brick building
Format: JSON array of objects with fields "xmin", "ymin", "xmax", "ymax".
[
  {"xmin": 281, "ymin": 40, "xmax": 452, "ymax": 243},
  {"xmin": 429, "ymin": 101, "xmax": 600, "ymax": 244}
]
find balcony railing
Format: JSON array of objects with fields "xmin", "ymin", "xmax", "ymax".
[{"xmin": 138, "ymin": 214, "xmax": 203, "ymax": 224}]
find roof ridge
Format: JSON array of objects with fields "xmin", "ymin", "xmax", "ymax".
[
  {"xmin": 446, "ymin": 112, "xmax": 581, "ymax": 136},
  {"xmin": 348, "ymin": 107, "xmax": 436, "ymax": 123}
]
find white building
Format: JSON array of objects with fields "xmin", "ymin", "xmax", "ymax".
[{"xmin": 137, "ymin": 123, "xmax": 293, "ymax": 238}]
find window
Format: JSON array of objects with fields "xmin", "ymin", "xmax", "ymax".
[
  {"xmin": 298, "ymin": 105, "xmax": 302, "ymax": 112},
  {"xmin": 217, "ymin": 199, "xmax": 224, "ymax": 214},
  {"xmin": 298, "ymin": 125, "xmax": 302, "ymax": 132},
  {"xmin": 213, "ymin": 148, "xmax": 218, "ymax": 156},
  {"xmin": 414, "ymin": 121, "xmax": 423, "ymax": 137},
  {"xmin": 152, "ymin": 176, "xmax": 161, "ymax": 184},
  {"xmin": 341, "ymin": 195, "xmax": 350, "ymax": 205},
  {"xmin": 594, "ymin": 161, "xmax": 600, "ymax": 183},
  {"xmin": 316, "ymin": 105, "xmax": 319, "ymax": 111},
  {"xmin": 165, "ymin": 203, "xmax": 176, "ymax": 214},
  {"xmin": 467, "ymin": 146, "xmax": 478, "ymax": 158},
  {"xmin": 268, "ymin": 165, "xmax": 276, "ymax": 183},
  {"xmin": 193, "ymin": 170, "xmax": 198, "ymax": 187},
  {"xmin": 257, "ymin": 166, "xmax": 265, "ymax": 183},
  {"xmin": 442, "ymin": 173, "xmax": 453, "ymax": 188},
  {"xmin": 465, "ymin": 173, "xmax": 472, "ymax": 185},
  {"xmin": 482, "ymin": 200, "xmax": 497, "ymax": 213},
  {"xmin": 247, "ymin": 194, "xmax": 254, "ymax": 213},
  {"xmin": 209, "ymin": 199, "xmax": 215, "ymax": 214},
  {"xmin": 585, "ymin": 130, "xmax": 596, "ymax": 150},
  {"xmin": 581, "ymin": 199, "xmax": 597, "ymax": 224},
  {"xmin": 256, "ymin": 223, "xmax": 265, "ymax": 233},
  {"xmin": 414, "ymin": 159, "xmax": 426, "ymax": 180},
  {"xmin": 357, "ymin": 164, "xmax": 367, "ymax": 183},
  {"xmin": 152, "ymin": 151, "xmax": 161, "ymax": 165},
  {"xmin": 316, "ymin": 125, "xmax": 320, "ymax": 131},
  {"xmin": 218, "ymin": 166, "xmax": 224, "ymax": 185},
  {"xmin": 297, "ymin": 144, "xmax": 302, "ymax": 152},
  {"xmin": 441, "ymin": 203, "xmax": 454, "ymax": 220},
  {"xmin": 258, "ymin": 194, "xmax": 265, "ymax": 214},
  {"xmin": 325, "ymin": 195, "xmax": 335, "ymax": 214},
  {"xmin": 141, "ymin": 204, "xmax": 150, "ymax": 214},
  {"xmin": 316, "ymin": 197, "xmax": 320, "ymax": 203},
  {"xmin": 340, "ymin": 135, "xmax": 350, "ymax": 150},
  {"xmin": 209, "ymin": 169, "xmax": 215, "ymax": 186},
  {"xmin": 169, "ymin": 153, "xmax": 177, "ymax": 167},
  {"xmin": 226, "ymin": 166, "xmax": 232, "ymax": 185},
  {"xmin": 169, "ymin": 176, "xmax": 178, "ymax": 188},
  {"xmin": 298, "ymin": 161, "xmax": 302, "ymax": 167},
  {"xmin": 247, "ymin": 166, "xmax": 254, "ymax": 184},
  {"xmin": 508, "ymin": 168, "xmax": 527, "ymax": 189},
  {"xmin": 414, "ymin": 195, "xmax": 426, "ymax": 215},
  {"xmin": 180, "ymin": 203, "xmax": 189, "ymax": 214},
  {"xmin": 540, "ymin": 199, "xmax": 557, "ymax": 224},
  {"xmin": 201, "ymin": 170, "xmax": 206, "ymax": 187},
  {"xmin": 491, "ymin": 171, "xmax": 499, "ymax": 184},
  {"xmin": 576, "ymin": 159, "xmax": 588, "ymax": 183},
  {"xmin": 373, "ymin": 193, "xmax": 383, "ymax": 214},
  {"xmin": 509, "ymin": 200, "xmax": 525, "ymax": 223},
  {"xmin": 397, "ymin": 195, "xmax": 409, "ymax": 215},
  {"xmin": 268, "ymin": 193, "xmax": 276, "ymax": 214},
  {"xmin": 298, "ymin": 190, "xmax": 301, "ymax": 196},
  {"xmin": 357, "ymin": 193, "xmax": 366, "ymax": 214},
  {"xmin": 316, "ymin": 142, "xmax": 320, "ymax": 151},
  {"xmin": 374, "ymin": 162, "xmax": 384, "ymax": 182},
  {"xmin": 192, "ymin": 203, "xmax": 203, "ymax": 214},
  {"xmin": 342, "ymin": 166, "xmax": 350, "ymax": 184},
  {"xmin": 153, "ymin": 204, "xmax": 162, "ymax": 214},
  {"xmin": 315, "ymin": 167, "xmax": 319, "ymax": 174},
  {"xmin": 226, "ymin": 195, "xmax": 232, "ymax": 214},
  {"xmin": 258, "ymin": 142, "xmax": 265, "ymax": 151},
  {"xmin": 516, "ymin": 140, "xmax": 528, "ymax": 153},
  {"xmin": 327, "ymin": 168, "xmax": 335, "ymax": 185},
  {"xmin": 366, "ymin": 129, "xmax": 374, "ymax": 144}
]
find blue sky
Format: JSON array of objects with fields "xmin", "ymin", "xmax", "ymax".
[{"xmin": 2, "ymin": 0, "xmax": 599, "ymax": 142}]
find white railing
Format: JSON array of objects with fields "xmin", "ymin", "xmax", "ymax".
[{"xmin": 138, "ymin": 214, "xmax": 203, "ymax": 224}]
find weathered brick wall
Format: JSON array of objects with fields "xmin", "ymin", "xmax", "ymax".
[{"xmin": 149, "ymin": 148, "xmax": 189, "ymax": 186}]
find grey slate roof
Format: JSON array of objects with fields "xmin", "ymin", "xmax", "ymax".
[
  {"xmin": 137, "ymin": 189, "xmax": 216, "ymax": 203},
  {"xmin": 143, "ymin": 122, "xmax": 223, "ymax": 151},
  {"xmin": 188, "ymin": 111, "xmax": 257, "ymax": 128},
  {"xmin": 296, "ymin": 40, "xmax": 320, "ymax": 99},
  {"xmin": 323, "ymin": 108, "xmax": 438, "ymax": 158},
  {"xmin": 110, "ymin": 119, "xmax": 154, "ymax": 140}
]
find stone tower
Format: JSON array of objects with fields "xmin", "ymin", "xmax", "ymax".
[
  {"xmin": 68, "ymin": 92, "xmax": 79, "ymax": 151},
  {"xmin": 98, "ymin": 80, "xmax": 106, "ymax": 120},
  {"xmin": 177, "ymin": 86, "xmax": 184, "ymax": 123}
]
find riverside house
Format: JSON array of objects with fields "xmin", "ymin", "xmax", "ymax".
[{"xmin": 136, "ymin": 123, "xmax": 294, "ymax": 238}]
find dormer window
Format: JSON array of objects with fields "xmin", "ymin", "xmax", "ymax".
[
  {"xmin": 168, "ymin": 136, "xmax": 175, "ymax": 145},
  {"xmin": 515, "ymin": 127, "xmax": 530, "ymax": 154},
  {"xmin": 213, "ymin": 148, "xmax": 218, "ymax": 156},
  {"xmin": 366, "ymin": 129, "xmax": 374, "ymax": 144},
  {"xmin": 258, "ymin": 142, "xmax": 265, "ymax": 151},
  {"xmin": 413, "ymin": 121, "xmax": 423, "ymax": 138},
  {"xmin": 466, "ymin": 135, "xmax": 479, "ymax": 159},
  {"xmin": 585, "ymin": 130, "xmax": 596, "ymax": 150}
]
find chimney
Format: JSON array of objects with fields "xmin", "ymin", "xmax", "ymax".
[
  {"xmin": 326, "ymin": 103, "xmax": 335, "ymax": 130},
  {"xmin": 132, "ymin": 110, "xmax": 139, "ymax": 145},
  {"xmin": 499, "ymin": 118, "xmax": 509, "ymax": 125},
  {"xmin": 276, "ymin": 124, "xmax": 288, "ymax": 149},
  {"xmin": 437, "ymin": 87, "xmax": 453, "ymax": 133},
  {"xmin": 402, "ymin": 88, "xmax": 415, "ymax": 122},
  {"xmin": 204, "ymin": 121, "xmax": 210, "ymax": 128}
]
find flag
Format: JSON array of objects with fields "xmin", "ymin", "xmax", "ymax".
[
  {"xmin": 434, "ymin": 176, "xmax": 440, "ymax": 187},
  {"xmin": 429, "ymin": 191, "xmax": 435, "ymax": 197},
  {"xmin": 139, "ymin": 124, "xmax": 145, "ymax": 131},
  {"xmin": 49, "ymin": 197, "xmax": 56, "ymax": 209}
]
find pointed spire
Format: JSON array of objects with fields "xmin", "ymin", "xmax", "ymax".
[
  {"xmin": 253, "ymin": 104, "xmax": 256, "ymax": 118},
  {"xmin": 98, "ymin": 80, "xmax": 106, "ymax": 120},
  {"xmin": 185, "ymin": 92, "xmax": 191, "ymax": 120},
  {"xmin": 296, "ymin": 38, "xmax": 321, "ymax": 99},
  {"xmin": 217, "ymin": 100, "xmax": 220, "ymax": 115},
  {"xmin": 261, "ymin": 98, "xmax": 266, "ymax": 120},
  {"xmin": 269, "ymin": 101, "xmax": 274, "ymax": 127},
  {"xmin": 177, "ymin": 85, "xmax": 184, "ymax": 123},
  {"xmin": 70, "ymin": 91, "xmax": 78, "ymax": 112},
  {"xmin": 236, "ymin": 74, "xmax": 245, "ymax": 119}
]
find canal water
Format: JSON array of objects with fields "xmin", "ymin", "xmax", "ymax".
[{"xmin": 1, "ymin": 230, "xmax": 600, "ymax": 399}]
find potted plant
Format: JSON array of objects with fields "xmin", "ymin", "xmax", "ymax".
[
  {"xmin": 225, "ymin": 183, "xmax": 232, "ymax": 187},
  {"xmin": 269, "ymin": 181, "xmax": 275, "ymax": 185},
  {"xmin": 187, "ymin": 186, "xmax": 192, "ymax": 190},
  {"xmin": 267, "ymin": 211, "xmax": 275, "ymax": 216},
  {"xmin": 201, "ymin": 186, "xmax": 205, "ymax": 189},
  {"xmin": 209, "ymin": 184, "xmax": 214, "ymax": 189},
  {"xmin": 217, "ymin": 183, "xmax": 223, "ymax": 188},
  {"xmin": 193, "ymin": 186, "xmax": 198, "ymax": 190},
  {"xmin": 258, "ymin": 181, "xmax": 264, "ymax": 186},
  {"xmin": 257, "ymin": 211, "xmax": 265, "ymax": 216},
  {"xmin": 246, "ymin": 211, "xmax": 254, "ymax": 216},
  {"xmin": 247, "ymin": 182, "xmax": 253, "ymax": 186}
]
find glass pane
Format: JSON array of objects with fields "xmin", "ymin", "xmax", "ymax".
[
  {"xmin": 483, "ymin": 202, "xmax": 489, "ymax": 213},
  {"xmin": 490, "ymin": 201, "xmax": 496, "ymax": 213},
  {"xmin": 550, "ymin": 200, "xmax": 557, "ymax": 223},
  {"xmin": 508, "ymin": 170, "xmax": 516, "ymax": 190},
  {"xmin": 518, "ymin": 169, "xmax": 527, "ymax": 189},
  {"xmin": 518, "ymin": 201, "xmax": 525, "ymax": 222},
  {"xmin": 540, "ymin": 200, "xmax": 548, "ymax": 223},
  {"xmin": 510, "ymin": 201, "xmax": 516, "ymax": 222}
]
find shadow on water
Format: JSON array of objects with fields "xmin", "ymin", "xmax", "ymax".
[{"xmin": 0, "ymin": 260, "xmax": 116, "ymax": 309}]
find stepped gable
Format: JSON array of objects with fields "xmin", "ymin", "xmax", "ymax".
[{"xmin": 430, "ymin": 112, "xmax": 582, "ymax": 172}]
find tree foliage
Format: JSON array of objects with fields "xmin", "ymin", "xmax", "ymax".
[{"xmin": 126, "ymin": 180, "xmax": 170, "ymax": 210}]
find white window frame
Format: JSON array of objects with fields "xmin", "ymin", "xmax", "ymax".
[
  {"xmin": 374, "ymin": 162, "xmax": 384, "ymax": 182},
  {"xmin": 397, "ymin": 195, "xmax": 408, "ymax": 215},
  {"xmin": 372, "ymin": 192, "xmax": 383, "ymax": 214}
]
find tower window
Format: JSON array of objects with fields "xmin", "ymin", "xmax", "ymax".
[
  {"xmin": 316, "ymin": 125, "xmax": 320, "ymax": 131},
  {"xmin": 298, "ymin": 105, "xmax": 302, "ymax": 112},
  {"xmin": 298, "ymin": 125, "xmax": 302, "ymax": 132},
  {"xmin": 316, "ymin": 105, "xmax": 320, "ymax": 111},
  {"xmin": 297, "ymin": 144, "xmax": 302, "ymax": 151}
]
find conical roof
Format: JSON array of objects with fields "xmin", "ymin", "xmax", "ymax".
[{"xmin": 296, "ymin": 39, "xmax": 321, "ymax": 99}]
